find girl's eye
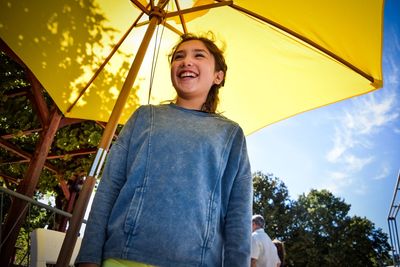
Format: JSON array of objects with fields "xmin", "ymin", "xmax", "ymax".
[
  {"xmin": 195, "ymin": 53, "xmax": 205, "ymax": 58},
  {"xmin": 173, "ymin": 54, "xmax": 183, "ymax": 60}
]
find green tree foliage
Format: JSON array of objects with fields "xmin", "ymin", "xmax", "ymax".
[
  {"xmin": 286, "ymin": 190, "xmax": 351, "ymax": 266},
  {"xmin": 252, "ymin": 171, "xmax": 293, "ymax": 238},
  {"xmin": 340, "ymin": 216, "xmax": 392, "ymax": 266},
  {"xmin": 253, "ymin": 173, "xmax": 392, "ymax": 267}
]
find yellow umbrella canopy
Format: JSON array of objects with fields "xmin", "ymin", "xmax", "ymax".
[
  {"xmin": 0, "ymin": 1, "xmax": 385, "ymax": 264},
  {"xmin": 0, "ymin": 0, "xmax": 383, "ymax": 136}
]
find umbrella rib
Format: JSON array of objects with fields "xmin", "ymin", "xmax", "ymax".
[
  {"xmin": 174, "ymin": 0, "xmax": 188, "ymax": 34},
  {"xmin": 136, "ymin": 20, "xmax": 151, "ymax": 27},
  {"xmin": 130, "ymin": 0, "xmax": 150, "ymax": 15},
  {"xmin": 222, "ymin": 1, "xmax": 375, "ymax": 84},
  {"xmin": 66, "ymin": 11, "xmax": 147, "ymax": 113},
  {"xmin": 164, "ymin": 22, "xmax": 184, "ymax": 36},
  {"xmin": 165, "ymin": 1, "xmax": 233, "ymax": 19}
]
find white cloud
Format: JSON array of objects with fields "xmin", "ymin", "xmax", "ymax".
[
  {"xmin": 348, "ymin": 93, "xmax": 398, "ymax": 135},
  {"xmin": 324, "ymin": 87, "xmax": 398, "ymax": 193},
  {"xmin": 372, "ymin": 164, "xmax": 391, "ymax": 180},
  {"xmin": 326, "ymin": 126, "xmax": 358, "ymax": 162},
  {"xmin": 324, "ymin": 171, "xmax": 369, "ymax": 196},
  {"xmin": 343, "ymin": 154, "xmax": 374, "ymax": 172},
  {"xmin": 384, "ymin": 25, "xmax": 400, "ymax": 85},
  {"xmin": 326, "ymin": 130, "xmax": 346, "ymax": 162},
  {"xmin": 327, "ymin": 91, "xmax": 398, "ymax": 164}
]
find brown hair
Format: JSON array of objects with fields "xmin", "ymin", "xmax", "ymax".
[
  {"xmin": 273, "ymin": 239, "xmax": 286, "ymax": 267},
  {"xmin": 169, "ymin": 32, "xmax": 227, "ymax": 113}
]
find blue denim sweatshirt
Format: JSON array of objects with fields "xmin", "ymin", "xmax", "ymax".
[{"xmin": 76, "ymin": 104, "xmax": 252, "ymax": 267}]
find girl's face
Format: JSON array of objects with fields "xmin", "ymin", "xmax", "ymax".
[{"xmin": 170, "ymin": 40, "xmax": 224, "ymax": 109}]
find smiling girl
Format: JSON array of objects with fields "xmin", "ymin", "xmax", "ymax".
[{"xmin": 76, "ymin": 32, "xmax": 252, "ymax": 267}]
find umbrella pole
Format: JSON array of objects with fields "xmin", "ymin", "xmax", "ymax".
[{"xmin": 56, "ymin": 9, "xmax": 166, "ymax": 267}]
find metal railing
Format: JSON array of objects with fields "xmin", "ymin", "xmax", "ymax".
[
  {"xmin": 0, "ymin": 186, "xmax": 87, "ymax": 266},
  {"xmin": 388, "ymin": 170, "xmax": 400, "ymax": 267}
]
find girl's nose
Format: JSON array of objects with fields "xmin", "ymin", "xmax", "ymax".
[{"xmin": 181, "ymin": 57, "xmax": 193, "ymax": 67}]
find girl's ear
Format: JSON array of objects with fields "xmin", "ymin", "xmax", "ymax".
[{"xmin": 214, "ymin": 71, "xmax": 225, "ymax": 85}]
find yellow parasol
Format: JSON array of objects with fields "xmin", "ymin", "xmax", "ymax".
[
  {"xmin": 0, "ymin": 0, "xmax": 383, "ymax": 135},
  {"xmin": 0, "ymin": 0, "xmax": 384, "ymax": 265}
]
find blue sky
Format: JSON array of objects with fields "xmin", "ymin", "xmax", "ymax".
[{"xmin": 247, "ymin": 0, "xmax": 400, "ymax": 235}]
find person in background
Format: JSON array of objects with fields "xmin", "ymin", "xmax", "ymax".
[
  {"xmin": 75, "ymin": 32, "xmax": 253, "ymax": 267},
  {"xmin": 251, "ymin": 214, "xmax": 281, "ymax": 267},
  {"xmin": 272, "ymin": 239, "xmax": 286, "ymax": 267}
]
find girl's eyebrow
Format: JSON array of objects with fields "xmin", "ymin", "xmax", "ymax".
[
  {"xmin": 175, "ymin": 48, "xmax": 209, "ymax": 55},
  {"xmin": 193, "ymin": 48, "xmax": 209, "ymax": 54}
]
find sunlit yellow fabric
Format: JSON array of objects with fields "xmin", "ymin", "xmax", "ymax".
[{"xmin": 0, "ymin": 0, "xmax": 384, "ymax": 135}]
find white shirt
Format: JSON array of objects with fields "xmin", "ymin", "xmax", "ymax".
[{"xmin": 251, "ymin": 228, "xmax": 281, "ymax": 267}]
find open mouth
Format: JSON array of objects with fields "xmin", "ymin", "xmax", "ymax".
[{"xmin": 179, "ymin": 71, "xmax": 198, "ymax": 78}]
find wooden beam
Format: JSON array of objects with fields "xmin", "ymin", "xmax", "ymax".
[
  {"xmin": 58, "ymin": 117, "xmax": 86, "ymax": 129},
  {"xmin": 0, "ymin": 108, "xmax": 62, "ymax": 266},
  {"xmin": 3, "ymin": 86, "xmax": 31, "ymax": 98},
  {"xmin": 56, "ymin": 176, "xmax": 71, "ymax": 201},
  {"xmin": 0, "ymin": 148, "xmax": 97, "ymax": 165},
  {"xmin": 57, "ymin": 178, "xmax": 81, "ymax": 232},
  {"xmin": 0, "ymin": 159, "xmax": 29, "ymax": 165},
  {"xmin": 0, "ymin": 172, "xmax": 20, "ymax": 185},
  {"xmin": 0, "ymin": 137, "xmax": 60, "ymax": 174},
  {"xmin": 0, "ymin": 128, "xmax": 42, "ymax": 140},
  {"xmin": 95, "ymin": 121, "xmax": 107, "ymax": 128},
  {"xmin": 27, "ymin": 71, "xmax": 50, "ymax": 126},
  {"xmin": 46, "ymin": 148, "xmax": 97, "ymax": 159},
  {"xmin": 0, "ymin": 137, "xmax": 30, "ymax": 160}
]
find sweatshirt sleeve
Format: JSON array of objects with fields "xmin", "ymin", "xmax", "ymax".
[
  {"xmin": 223, "ymin": 126, "xmax": 253, "ymax": 267},
  {"xmin": 75, "ymin": 107, "xmax": 142, "ymax": 265}
]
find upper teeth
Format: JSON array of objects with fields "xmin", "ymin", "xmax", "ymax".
[{"xmin": 180, "ymin": 72, "xmax": 196, "ymax": 78}]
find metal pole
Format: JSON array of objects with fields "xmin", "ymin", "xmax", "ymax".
[
  {"xmin": 389, "ymin": 218, "xmax": 398, "ymax": 266},
  {"xmin": 0, "ymin": 187, "xmax": 80, "ymax": 221},
  {"xmin": 395, "ymin": 219, "xmax": 400, "ymax": 266},
  {"xmin": 388, "ymin": 171, "xmax": 400, "ymax": 266}
]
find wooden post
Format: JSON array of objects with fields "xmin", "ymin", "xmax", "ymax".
[{"xmin": 0, "ymin": 109, "xmax": 62, "ymax": 266}]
